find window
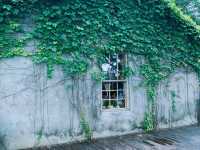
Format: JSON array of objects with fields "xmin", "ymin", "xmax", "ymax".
[{"xmin": 101, "ymin": 54, "xmax": 128, "ymax": 109}]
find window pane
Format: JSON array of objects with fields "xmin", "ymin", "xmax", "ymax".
[
  {"xmin": 110, "ymin": 91, "xmax": 117, "ymax": 99},
  {"xmin": 110, "ymin": 100, "xmax": 117, "ymax": 108},
  {"xmin": 101, "ymin": 54, "xmax": 125, "ymax": 80},
  {"xmin": 103, "ymin": 100, "xmax": 118, "ymax": 109},
  {"xmin": 102, "ymin": 82, "xmax": 110, "ymax": 90},
  {"xmin": 102, "ymin": 91, "xmax": 109, "ymax": 99},
  {"xmin": 118, "ymin": 82, "xmax": 124, "ymax": 90},
  {"xmin": 118, "ymin": 99, "xmax": 125, "ymax": 108},
  {"xmin": 101, "ymin": 63, "xmax": 111, "ymax": 80},
  {"xmin": 110, "ymin": 82, "xmax": 117, "ymax": 90},
  {"xmin": 103, "ymin": 100, "xmax": 109, "ymax": 109},
  {"xmin": 118, "ymin": 90, "xmax": 125, "ymax": 99}
]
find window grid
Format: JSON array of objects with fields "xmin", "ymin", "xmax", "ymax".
[
  {"xmin": 102, "ymin": 54, "xmax": 128, "ymax": 109},
  {"xmin": 102, "ymin": 80, "xmax": 127, "ymax": 109}
]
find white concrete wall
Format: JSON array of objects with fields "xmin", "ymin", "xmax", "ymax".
[
  {"xmin": 0, "ymin": 55, "xmax": 199, "ymax": 150},
  {"xmin": 157, "ymin": 69, "xmax": 199, "ymax": 128}
]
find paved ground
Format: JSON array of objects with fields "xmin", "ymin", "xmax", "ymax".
[{"xmin": 23, "ymin": 125, "xmax": 200, "ymax": 150}]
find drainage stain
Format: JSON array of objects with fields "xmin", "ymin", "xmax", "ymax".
[{"xmin": 147, "ymin": 136, "xmax": 178, "ymax": 146}]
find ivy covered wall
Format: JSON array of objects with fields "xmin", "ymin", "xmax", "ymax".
[
  {"xmin": 0, "ymin": 0, "xmax": 200, "ymax": 148},
  {"xmin": 0, "ymin": 0, "xmax": 200, "ymax": 149}
]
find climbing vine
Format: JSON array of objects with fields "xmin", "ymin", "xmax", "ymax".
[{"xmin": 0, "ymin": 0, "xmax": 200, "ymax": 132}]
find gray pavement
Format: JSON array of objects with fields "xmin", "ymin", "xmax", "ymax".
[{"xmin": 23, "ymin": 125, "xmax": 200, "ymax": 150}]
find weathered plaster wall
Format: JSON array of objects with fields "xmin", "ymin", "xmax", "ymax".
[
  {"xmin": 0, "ymin": 55, "xmax": 199, "ymax": 150},
  {"xmin": 157, "ymin": 69, "xmax": 199, "ymax": 128}
]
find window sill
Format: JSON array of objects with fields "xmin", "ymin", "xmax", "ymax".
[{"xmin": 101, "ymin": 107, "xmax": 130, "ymax": 112}]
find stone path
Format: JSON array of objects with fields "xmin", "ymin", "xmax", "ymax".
[{"xmin": 22, "ymin": 125, "xmax": 200, "ymax": 150}]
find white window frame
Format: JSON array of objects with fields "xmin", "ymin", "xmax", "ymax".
[{"xmin": 101, "ymin": 54, "xmax": 129, "ymax": 111}]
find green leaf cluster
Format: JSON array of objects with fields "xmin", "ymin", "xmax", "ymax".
[{"xmin": 80, "ymin": 112, "xmax": 93, "ymax": 141}]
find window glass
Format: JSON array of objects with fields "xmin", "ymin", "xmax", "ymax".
[{"xmin": 101, "ymin": 54, "xmax": 127, "ymax": 109}]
